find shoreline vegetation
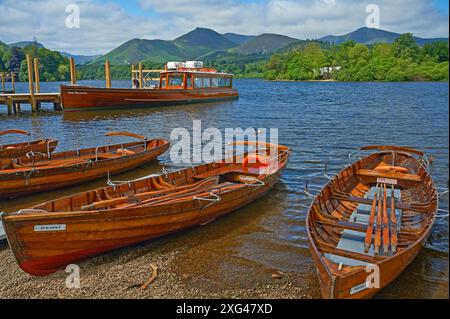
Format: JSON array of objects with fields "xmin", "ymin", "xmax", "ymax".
[{"xmin": 1, "ymin": 34, "xmax": 448, "ymax": 83}]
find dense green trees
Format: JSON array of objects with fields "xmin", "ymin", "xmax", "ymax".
[
  {"xmin": 0, "ymin": 43, "xmax": 70, "ymax": 81},
  {"xmin": 263, "ymin": 34, "xmax": 449, "ymax": 81},
  {"xmin": 1, "ymin": 33, "xmax": 448, "ymax": 82}
]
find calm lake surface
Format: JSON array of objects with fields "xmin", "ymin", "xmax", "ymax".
[{"xmin": 0, "ymin": 79, "xmax": 448, "ymax": 298}]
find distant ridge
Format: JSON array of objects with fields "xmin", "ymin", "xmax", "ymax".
[
  {"xmin": 222, "ymin": 33, "xmax": 255, "ymax": 45},
  {"xmin": 233, "ymin": 33, "xmax": 298, "ymax": 55},
  {"xmin": 320, "ymin": 27, "xmax": 448, "ymax": 46},
  {"xmin": 59, "ymin": 52, "xmax": 101, "ymax": 65},
  {"xmin": 8, "ymin": 41, "xmax": 45, "ymax": 49}
]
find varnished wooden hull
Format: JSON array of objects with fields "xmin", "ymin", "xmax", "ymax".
[
  {"xmin": 0, "ymin": 139, "xmax": 169, "ymax": 198},
  {"xmin": 60, "ymin": 85, "xmax": 239, "ymax": 111},
  {"xmin": 2, "ymin": 144, "xmax": 290, "ymax": 276},
  {"xmin": 306, "ymin": 146, "xmax": 437, "ymax": 299},
  {"xmin": 0, "ymin": 139, "xmax": 58, "ymax": 160}
]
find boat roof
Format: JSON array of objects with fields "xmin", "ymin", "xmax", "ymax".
[{"xmin": 161, "ymin": 69, "xmax": 234, "ymax": 76}]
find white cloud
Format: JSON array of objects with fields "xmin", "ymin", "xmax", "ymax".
[{"xmin": 0, "ymin": 0, "xmax": 448, "ymax": 55}]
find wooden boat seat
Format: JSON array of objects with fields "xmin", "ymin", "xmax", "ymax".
[
  {"xmin": 357, "ymin": 169, "xmax": 421, "ymax": 182},
  {"xmin": 193, "ymin": 165, "xmax": 261, "ymax": 180}
]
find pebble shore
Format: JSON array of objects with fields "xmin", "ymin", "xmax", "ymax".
[{"xmin": 0, "ymin": 236, "xmax": 316, "ymax": 299}]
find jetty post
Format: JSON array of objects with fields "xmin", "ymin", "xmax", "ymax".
[
  {"xmin": 138, "ymin": 62, "xmax": 143, "ymax": 89},
  {"xmin": 26, "ymin": 54, "xmax": 37, "ymax": 113},
  {"xmin": 105, "ymin": 59, "xmax": 111, "ymax": 88},
  {"xmin": 0, "ymin": 72, "xmax": 5, "ymax": 93},
  {"xmin": 69, "ymin": 57, "xmax": 76, "ymax": 85},
  {"xmin": 34, "ymin": 58, "xmax": 42, "ymax": 110},
  {"xmin": 10, "ymin": 72, "xmax": 15, "ymax": 92},
  {"xmin": 131, "ymin": 64, "xmax": 135, "ymax": 87}
]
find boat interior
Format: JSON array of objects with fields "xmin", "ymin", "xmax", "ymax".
[
  {"xmin": 28, "ymin": 147, "xmax": 290, "ymax": 213},
  {"xmin": 309, "ymin": 150, "xmax": 437, "ymax": 274},
  {"xmin": 0, "ymin": 139, "xmax": 165, "ymax": 171}
]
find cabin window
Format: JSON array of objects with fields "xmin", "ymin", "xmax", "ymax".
[
  {"xmin": 161, "ymin": 78, "xmax": 166, "ymax": 89},
  {"xmin": 203, "ymin": 78, "xmax": 211, "ymax": 88},
  {"xmin": 225, "ymin": 78, "xmax": 231, "ymax": 87},
  {"xmin": 219, "ymin": 78, "xmax": 226, "ymax": 87},
  {"xmin": 187, "ymin": 76, "xmax": 192, "ymax": 88},
  {"xmin": 194, "ymin": 77, "xmax": 203, "ymax": 88},
  {"xmin": 168, "ymin": 75, "xmax": 183, "ymax": 87},
  {"xmin": 211, "ymin": 78, "xmax": 219, "ymax": 88}
]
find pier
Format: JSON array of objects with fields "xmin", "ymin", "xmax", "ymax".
[{"xmin": 0, "ymin": 54, "xmax": 61, "ymax": 115}]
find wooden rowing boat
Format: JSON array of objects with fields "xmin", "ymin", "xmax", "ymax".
[
  {"xmin": 306, "ymin": 145, "xmax": 437, "ymax": 299},
  {"xmin": 0, "ymin": 129, "xmax": 58, "ymax": 160},
  {"xmin": 0, "ymin": 132, "xmax": 169, "ymax": 199},
  {"xmin": 1, "ymin": 142, "xmax": 290, "ymax": 276}
]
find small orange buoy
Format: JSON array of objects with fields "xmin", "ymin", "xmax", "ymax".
[{"xmin": 242, "ymin": 154, "xmax": 269, "ymax": 168}]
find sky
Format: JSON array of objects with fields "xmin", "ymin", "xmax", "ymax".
[{"xmin": 0, "ymin": 0, "xmax": 448, "ymax": 55}]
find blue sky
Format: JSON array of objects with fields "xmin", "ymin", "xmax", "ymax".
[{"xmin": 0, "ymin": 0, "xmax": 448, "ymax": 55}]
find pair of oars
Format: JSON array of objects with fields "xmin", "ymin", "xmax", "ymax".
[{"xmin": 364, "ymin": 183, "xmax": 398, "ymax": 255}]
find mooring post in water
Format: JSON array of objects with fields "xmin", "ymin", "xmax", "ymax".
[
  {"xmin": 138, "ymin": 62, "xmax": 143, "ymax": 89},
  {"xmin": 131, "ymin": 64, "xmax": 135, "ymax": 88},
  {"xmin": 0, "ymin": 72, "xmax": 5, "ymax": 93},
  {"xmin": 69, "ymin": 57, "xmax": 76, "ymax": 85},
  {"xmin": 34, "ymin": 58, "xmax": 41, "ymax": 111},
  {"xmin": 105, "ymin": 59, "xmax": 111, "ymax": 88},
  {"xmin": 10, "ymin": 72, "xmax": 15, "ymax": 93},
  {"xmin": 26, "ymin": 54, "xmax": 37, "ymax": 113},
  {"xmin": 34, "ymin": 58, "xmax": 40, "ymax": 93}
]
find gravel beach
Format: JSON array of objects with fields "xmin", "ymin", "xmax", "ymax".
[{"xmin": 0, "ymin": 222, "xmax": 318, "ymax": 299}]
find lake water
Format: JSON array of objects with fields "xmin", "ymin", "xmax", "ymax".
[{"xmin": 0, "ymin": 79, "xmax": 448, "ymax": 298}]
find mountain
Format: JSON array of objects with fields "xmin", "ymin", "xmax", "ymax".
[
  {"xmin": 233, "ymin": 33, "xmax": 298, "ymax": 55},
  {"xmin": 173, "ymin": 27, "xmax": 237, "ymax": 58},
  {"xmin": 222, "ymin": 33, "xmax": 255, "ymax": 45},
  {"xmin": 320, "ymin": 27, "xmax": 448, "ymax": 46},
  {"xmin": 90, "ymin": 38, "xmax": 186, "ymax": 65},
  {"xmin": 0, "ymin": 40, "xmax": 7, "ymax": 49},
  {"xmin": 59, "ymin": 52, "xmax": 101, "ymax": 65},
  {"xmin": 9, "ymin": 41, "xmax": 45, "ymax": 49},
  {"xmin": 91, "ymin": 28, "xmax": 239, "ymax": 65}
]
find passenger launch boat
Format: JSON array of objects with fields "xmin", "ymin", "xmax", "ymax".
[
  {"xmin": 0, "ymin": 129, "xmax": 58, "ymax": 160},
  {"xmin": 0, "ymin": 132, "xmax": 169, "ymax": 198},
  {"xmin": 307, "ymin": 145, "xmax": 437, "ymax": 299},
  {"xmin": 1, "ymin": 142, "xmax": 290, "ymax": 276},
  {"xmin": 61, "ymin": 61, "xmax": 238, "ymax": 111}
]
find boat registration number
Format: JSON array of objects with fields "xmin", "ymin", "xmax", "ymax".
[
  {"xmin": 377, "ymin": 178, "xmax": 397, "ymax": 185},
  {"xmin": 350, "ymin": 282, "xmax": 368, "ymax": 295},
  {"xmin": 34, "ymin": 224, "xmax": 66, "ymax": 232}
]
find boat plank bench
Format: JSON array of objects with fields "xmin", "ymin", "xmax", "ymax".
[
  {"xmin": 356, "ymin": 169, "xmax": 422, "ymax": 182},
  {"xmin": 193, "ymin": 165, "xmax": 261, "ymax": 180}
]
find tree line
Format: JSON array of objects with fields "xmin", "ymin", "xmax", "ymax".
[
  {"xmin": 0, "ymin": 43, "xmax": 70, "ymax": 81},
  {"xmin": 263, "ymin": 33, "xmax": 449, "ymax": 81},
  {"xmin": 1, "ymin": 33, "xmax": 448, "ymax": 82}
]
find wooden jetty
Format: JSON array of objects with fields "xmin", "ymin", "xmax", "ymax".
[{"xmin": 0, "ymin": 54, "xmax": 61, "ymax": 115}]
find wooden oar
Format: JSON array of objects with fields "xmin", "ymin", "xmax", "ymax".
[
  {"xmin": 105, "ymin": 131, "xmax": 146, "ymax": 140},
  {"xmin": 374, "ymin": 183, "xmax": 384, "ymax": 255},
  {"xmin": 390, "ymin": 185, "xmax": 398, "ymax": 253},
  {"xmin": 81, "ymin": 177, "xmax": 219, "ymax": 211},
  {"xmin": 364, "ymin": 183, "xmax": 379, "ymax": 252},
  {"xmin": 120, "ymin": 182, "xmax": 236, "ymax": 209},
  {"xmin": 382, "ymin": 183, "xmax": 390, "ymax": 254}
]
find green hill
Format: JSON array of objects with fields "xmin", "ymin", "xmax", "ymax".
[
  {"xmin": 232, "ymin": 33, "xmax": 298, "ymax": 55},
  {"xmin": 89, "ymin": 39, "xmax": 186, "ymax": 65},
  {"xmin": 9, "ymin": 41, "xmax": 45, "ymax": 49},
  {"xmin": 173, "ymin": 27, "xmax": 237, "ymax": 58},
  {"xmin": 320, "ymin": 27, "xmax": 448, "ymax": 46},
  {"xmin": 222, "ymin": 33, "xmax": 255, "ymax": 45},
  {"xmin": 90, "ymin": 28, "xmax": 239, "ymax": 65}
]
